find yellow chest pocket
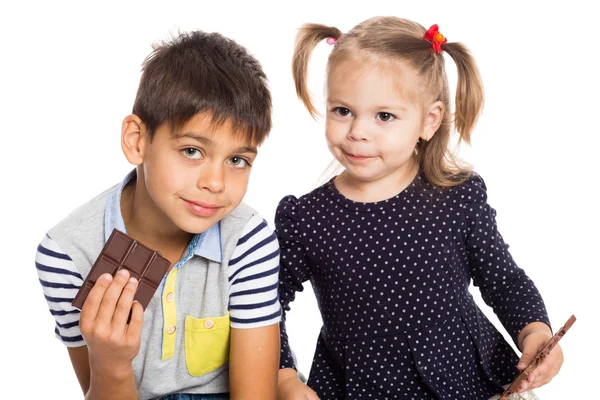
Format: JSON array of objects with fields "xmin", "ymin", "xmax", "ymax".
[{"xmin": 184, "ymin": 312, "xmax": 231, "ymax": 377}]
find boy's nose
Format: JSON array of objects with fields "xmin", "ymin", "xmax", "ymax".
[{"xmin": 197, "ymin": 163, "xmax": 225, "ymax": 193}]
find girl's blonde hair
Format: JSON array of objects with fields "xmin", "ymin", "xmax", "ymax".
[{"xmin": 293, "ymin": 17, "xmax": 484, "ymax": 187}]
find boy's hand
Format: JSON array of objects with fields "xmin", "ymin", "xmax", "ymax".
[
  {"xmin": 516, "ymin": 326, "xmax": 564, "ymax": 393},
  {"xmin": 80, "ymin": 269, "xmax": 144, "ymax": 378},
  {"xmin": 277, "ymin": 368, "xmax": 319, "ymax": 400}
]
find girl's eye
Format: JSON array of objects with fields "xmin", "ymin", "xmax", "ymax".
[
  {"xmin": 334, "ymin": 107, "xmax": 352, "ymax": 117},
  {"xmin": 228, "ymin": 156, "xmax": 250, "ymax": 168},
  {"xmin": 183, "ymin": 148, "xmax": 202, "ymax": 159},
  {"xmin": 377, "ymin": 112, "xmax": 395, "ymax": 122}
]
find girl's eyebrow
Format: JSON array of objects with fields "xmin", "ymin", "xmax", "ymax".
[
  {"xmin": 373, "ymin": 104, "xmax": 408, "ymax": 112},
  {"xmin": 327, "ymin": 99, "xmax": 408, "ymax": 112}
]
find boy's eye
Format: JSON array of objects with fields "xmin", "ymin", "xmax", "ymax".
[
  {"xmin": 334, "ymin": 107, "xmax": 352, "ymax": 117},
  {"xmin": 228, "ymin": 157, "xmax": 250, "ymax": 168},
  {"xmin": 183, "ymin": 148, "xmax": 202, "ymax": 159},
  {"xmin": 377, "ymin": 112, "xmax": 395, "ymax": 122}
]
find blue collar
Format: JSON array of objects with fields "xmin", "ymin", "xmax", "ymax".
[{"xmin": 104, "ymin": 169, "xmax": 222, "ymax": 262}]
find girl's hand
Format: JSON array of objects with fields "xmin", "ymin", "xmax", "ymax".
[
  {"xmin": 79, "ymin": 269, "xmax": 144, "ymax": 378},
  {"xmin": 516, "ymin": 328, "xmax": 564, "ymax": 393},
  {"xmin": 278, "ymin": 368, "xmax": 320, "ymax": 400}
]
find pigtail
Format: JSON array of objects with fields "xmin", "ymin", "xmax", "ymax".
[
  {"xmin": 443, "ymin": 42, "xmax": 484, "ymax": 144},
  {"xmin": 293, "ymin": 24, "xmax": 343, "ymax": 119},
  {"xmin": 419, "ymin": 41, "xmax": 484, "ymax": 187}
]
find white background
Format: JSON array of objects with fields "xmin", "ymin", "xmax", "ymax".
[{"xmin": 1, "ymin": 1, "xmax": 598, "ymax": 398}]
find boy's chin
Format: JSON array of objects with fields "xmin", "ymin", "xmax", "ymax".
[{"xmin": 176, "ymin": 219, "xmax": 220, "ymax": 235}]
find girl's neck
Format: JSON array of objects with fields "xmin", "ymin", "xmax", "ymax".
[{"xmin": 335, "ymin": 161, "xmax": 419, "ymax": 203}]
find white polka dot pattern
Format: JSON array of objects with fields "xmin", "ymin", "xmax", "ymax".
[{"xmin": 276, "ymin": 173, "xmax": 550, "ymax": 399}]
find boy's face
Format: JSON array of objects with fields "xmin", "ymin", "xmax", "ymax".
[{"xmin": 140, "ymin": 113, "xmax": 258, "ymax": 234}]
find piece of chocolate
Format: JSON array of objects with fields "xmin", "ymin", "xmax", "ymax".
[
  {"xmin": 499, "ymin": 315, "xmax": 576, "ymax": 400},
  {"xmin": 72, "ymin": 229, "xmax": 171, "ymax": 311}
]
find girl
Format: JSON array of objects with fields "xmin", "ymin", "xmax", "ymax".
[{"xmin": 275, "ymin": 17, "xmax": 563, "ymax": 400}]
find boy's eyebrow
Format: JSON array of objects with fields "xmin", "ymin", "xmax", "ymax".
[
  {"xmin": 234, "ymin": 146, "xmax": 258, "ymax": 154},
  {"xmin": 177, "ymin": 133, "xmax": 212, "ymax": 145},
  {"xmin": 176, "ymin": 133, "xmax": 257, "ymax": 154}
]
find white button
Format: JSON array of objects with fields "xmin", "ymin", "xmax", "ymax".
[
  {"xmin": 167, "ymin": 325, "xmax": 176, "ymax": 334},
  {"xmin": 166, "ymin": 293, "xmax": 174, "ymax": 302},
  {"xmin": 204, "ymin": 319, "xmax": 215, "ymax": 329}
]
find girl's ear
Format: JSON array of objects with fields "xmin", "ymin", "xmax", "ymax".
[
  {"xmin": 121, "ymin": 114, "xmax": 147, "ymax": 165},
  {"xmin": 420, "ymin": 101, "xmax": 444, "ymax": 141}
]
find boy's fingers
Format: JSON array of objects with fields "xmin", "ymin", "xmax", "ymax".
[
  {"xmin": 80, "ymin": 273, "xmax": 113, "ymax": 322},
  {"xmin": 111, "ymin": 276, "xmax": 139, "ymax": 330},
  {"xmin": 126, "ymin": 301, "xmax": 144, "ymax": 342},
  {"xmin": 95, "ymin": 269, "xmax": 131, "ymax": 323}
]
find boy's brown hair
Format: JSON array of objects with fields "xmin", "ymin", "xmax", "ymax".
[{"xmin": 133, "ymin": 31, "xmax": 272, "ymax": 145}]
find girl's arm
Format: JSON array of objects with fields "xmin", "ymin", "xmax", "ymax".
[
  {"xmin": 514, "ymin": 322, "xmax": 564, "ymax": 393},
  {"xmin": 275, "ymin": 196, "xmax": 319, "ymax": 398},
  {"xmin": 461, "ymin": 175, "xmax": 551, "ymax": 342},
  {"xmin": 229, "ymin": 324, "xmax": 280, "ymax": 400},
  {"xmin": 461, "ymin": 175, "xmax": 563, "ymax": 390},
  {"xmin": 278, "ymin": 368, "xmax": 320, "ymax": 400}
]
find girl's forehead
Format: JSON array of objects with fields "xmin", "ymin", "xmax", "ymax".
[
  {"xmin": 327, "ymin": 55, "xmax": 423, "ymax": 103},
  {"xmin": 330, "ymin": 52, "xmax": 419, "ymax": 82}
]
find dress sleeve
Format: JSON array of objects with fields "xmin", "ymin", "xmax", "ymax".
[
  {"xmin": 459, "ymin": 174, "xmax": 551, "ymax": 345},
  {"xmin": 275, "ymin": 195, "xmax": 313, "ymax": 370}
]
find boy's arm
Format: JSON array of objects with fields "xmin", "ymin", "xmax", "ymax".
[
  {"xmin": 229, "ymin": 324, "xmax": 279, "ymax": 400},
  {"xmin": 36, "ymin": 235, "xmax": 141, "ymax": 399},
  {"xmin": 227, "ymin": 214, "xmax": 283, "ymax": 399},
  {"xmin": 68, "ymin": 344, "xmax": 138, "ymax": 400},
  {"xmin": 79, "ymin": 270, "xmax": 142, "ymax": 400},
  {"xmin": 67, "ymin": 346, "xmax": 90, "ymax": 394}
]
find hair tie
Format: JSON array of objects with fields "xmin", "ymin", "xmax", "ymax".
[
  {"xmin": 424, "ymin": 24, "xmax": 447, "ymax": 53},
  {"xmin": 326, "ymin": 33, "xmax": 343, "ymax": 45}
]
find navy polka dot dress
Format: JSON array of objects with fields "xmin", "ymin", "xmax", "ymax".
[{"xmin": 276, "ymin": 172, "xmax": 550, "ymax": 400}]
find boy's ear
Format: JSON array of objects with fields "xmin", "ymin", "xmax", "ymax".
[
  {"xmin": 121, "ymin": 114, "xmax": 146, "ymax": 165},
  {"xmin": 420, "ymin": 101, "xmax": 444, "ymax": 142}
]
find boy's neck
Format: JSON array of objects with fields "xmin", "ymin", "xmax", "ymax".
[{"xmin": 120, "ymin": 179, "xmax": 192, "ymax": 266}]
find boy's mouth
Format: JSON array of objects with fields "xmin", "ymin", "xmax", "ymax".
[{"xmin": 182, "ymin": 199, "xmax": 223, "ymax": 217}]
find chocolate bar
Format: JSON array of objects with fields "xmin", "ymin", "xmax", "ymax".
[
  {"xmin": 499, "ymin": 315, "xmax": 576, "ymax": 400},
  {"xmin": 72, "ymin": 229, "xmax": 171, "ymax": 311}
]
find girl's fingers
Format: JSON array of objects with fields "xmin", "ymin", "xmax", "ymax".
[
  {"xmin": 111, "ymin": 276, "xmax": 139, "ymax": 329},
  {"xmin": 523, "ymin": 350, "xmax": 564, "ymax": 391}
]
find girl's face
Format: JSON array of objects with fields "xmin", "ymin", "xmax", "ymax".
[{"xmin": 325, "ymin": 56, "xmax": 441, "ymax": 199}]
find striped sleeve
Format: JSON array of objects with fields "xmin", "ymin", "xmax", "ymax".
[
  {"xmin": 228, "ymin": 214, "xmax": 282, "ymax": 329},
  {"xmin": 35, "ymin": 234, "xmax": 85, "ymax": 347}
]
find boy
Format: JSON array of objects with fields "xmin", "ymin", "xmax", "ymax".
[{"xmin": 35, "ymin": 31, "xmax": 280, "ymax": 400}]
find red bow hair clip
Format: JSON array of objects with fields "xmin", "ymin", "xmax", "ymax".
[{"xmin": 424, "ymin": 24, "xmax": 447, "ymax": 53}]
